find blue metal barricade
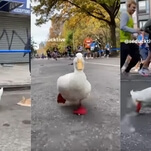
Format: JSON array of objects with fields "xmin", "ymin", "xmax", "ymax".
[
  {"xmin": 110, "ymin": 48, "xmax": 120, "ymax": 52},
  {"xmin": 0, "ymin": 50, "xmax": 31, "ymax": 53}
]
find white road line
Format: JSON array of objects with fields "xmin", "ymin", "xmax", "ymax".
[
  {"xmin": 3, "ymin": 90, "xmax": 30, "ymax": 95},
  {"xmin": 121, "ymin": 79, "xmax": 151, "ymax": 82},
  {"xmin": 85, "ymin": 62, "xmax": 119, "ymax": 67}
]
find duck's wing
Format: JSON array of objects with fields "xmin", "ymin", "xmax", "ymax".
[
  {"xmin": 131, "ymin": 87, "xmax": 151, "ymax": 102},
  {"xmin": 57, "ymin": 73, "xmax": 72, "ymax": 91},
  {"xmin": 85, "ymin": 80, "xmax": 91, "ymax": 94},
  {"xmin": 139, "ymin": 87, "xmax": 151, "ymax": 102}
]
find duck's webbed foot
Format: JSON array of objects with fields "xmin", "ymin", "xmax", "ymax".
[
  {"xmin": 73, "ymin": 100, "xmax": 87, "ymax": 115},
  {"xmin": 57, "ymin": 93, "xmax": 66, "ymax": 104}
]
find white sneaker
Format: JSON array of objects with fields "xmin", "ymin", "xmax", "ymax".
[
  {"xmin": 138, "ymin": 68, "xmax": 149, "ymax": 77},
  {"xmin": 134, "ymin": 68, "xmax": 139, "ymax": 72}
]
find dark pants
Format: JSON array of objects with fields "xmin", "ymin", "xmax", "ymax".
[
  {"xmin": 105, "ymin": 49, "xmax": 110, "ymax": 57},
  {"xmin": 47, "ymin": 54, "xmax": 51, "ymax": 58},
  {"xmin": 68, "ymin": 51, "xmax": 72, "ymax": 57},
  {"xmin": 120, "ymin": 42, "xmax": 140, "ymax": 72}
]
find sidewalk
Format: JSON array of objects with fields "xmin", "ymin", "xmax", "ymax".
[{"xmin": 0, "ymin": 64, "xmax": 31, "ymax": 90}]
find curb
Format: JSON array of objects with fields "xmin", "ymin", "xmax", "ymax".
[{"xmin": 0, "ymin": 84, "xmax": 30, "ymax": 91}]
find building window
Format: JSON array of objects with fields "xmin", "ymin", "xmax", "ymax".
[
  {"xmin": 139, "ymin": 20, "xmax": 147, "ymax": 28},
  {"xmin": 138, "ymin": 0, "xmax": 149, "ymax": 14},
  {"xmin": 120, "ymin": 3, "xmax": 126, "ymax": 12}
]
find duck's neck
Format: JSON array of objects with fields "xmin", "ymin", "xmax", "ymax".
[{"xmin": 74, "ymin": 69, "xmax": 84, "ymax": 73}]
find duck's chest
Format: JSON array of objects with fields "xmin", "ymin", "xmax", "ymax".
[
  {"xmin": 69, "ymin": 74, "xmax": 87, "ymax": 89},
  {"xmin": 61, "ymin": 74, "xmax": 90, "ymax": 101}
]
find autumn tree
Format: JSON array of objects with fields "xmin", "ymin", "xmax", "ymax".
[
  {"xmin": 60, "ymin": 13, "xmax": 114, "ymax": 50},
  {"xmin": 44, "ymin": 16, "xmax": 65, "ymax": 52},
  {"xmin": 32, "ymin": 0, "xmax": 120, "ymax": 49}
]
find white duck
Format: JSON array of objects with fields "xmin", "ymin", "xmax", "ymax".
[
  {"xmin": 57, "ymin": 53, "xmax": 91, "ymax": 115},
  {"xmin": 130, "ymin": 87, "xmax": 151, "ymax": 113},
  {"xmin": 0, "ymin": 87, "xmax": 3, "ymax": 101}
]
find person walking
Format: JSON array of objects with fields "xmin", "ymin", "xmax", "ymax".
[
  {"xmin": 83, "ymin": 35, "xmax": 93, "ymax": 59},
  {"xmin": 66, "ymin": 45, "xmax": 72, "ymax": 59},
  {"xmin": 136, "ymin": 32, "xmax": 149, "ymax": 70},
  {"xmin": 52, "ymin": 47, "xmax": 58, "ymax": 60},
  {"xmin": 138, "ymin": 18, "xmax": 151, "ymax": 76},
  {"xmin": 77, "ymin": 45, "xmax": 83, "ymax": 54},
  {"xmin": 120, "ymin": 0, "xmax": 141, "ymax": 75},
  {"xmin": 46, "ymin": 48, "xmax": 51, "ymax": 60},
  {"xmin": 90, "ymin": 39, "xmax": 100, "ymax": 58},
  {"xmin": 104, "ymin": 42, "xmax": 110, "ymax": 58}
]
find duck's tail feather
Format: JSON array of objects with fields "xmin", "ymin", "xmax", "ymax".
[{"xmin": 130, "ymin": 90, "xmax": 138, "ymax": 105}]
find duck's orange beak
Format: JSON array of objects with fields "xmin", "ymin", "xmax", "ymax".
[{"xmin": 77, "ymin": 59, "xmax": 83, "ymax": 70}]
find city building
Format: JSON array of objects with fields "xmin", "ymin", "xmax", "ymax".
[
  {"xmin": 39, "ymin": 42, "xmax": 46, "ymax": 49},
  {"xmin": 120, "ymin": 0, "xmax": 151, "ymax": 28},
  {"xmin": 0, "ymin": 0, "xmax": 30, "ymax": 63}
]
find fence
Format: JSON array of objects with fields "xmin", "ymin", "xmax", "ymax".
[{"xmin": 110, "ymin": 48, "xmax": 120, "ymax": 52}]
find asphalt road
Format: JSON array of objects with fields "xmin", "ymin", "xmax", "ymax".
[
  {"xmin": 31, "ymin": 57, "xmax": 120, "ymax": 151},
  {"xmin": 0, "ymin": 90, "xmax": 31, "ymax": 151},
  {"xmin": 121, "ymin": 75, "xmax": 151, "ymax": 151}
]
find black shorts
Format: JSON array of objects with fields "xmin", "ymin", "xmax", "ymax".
[
  {"xmin": 106, "ymin": 50, "xmax": 110, "ymax": 55},
  {"xmin": 120, "ymin": 42, "xmax": 140, "ymax": 62},
  {"xmin": 121, "ymin": 43, "xmax": 139, "ymax": 55}
]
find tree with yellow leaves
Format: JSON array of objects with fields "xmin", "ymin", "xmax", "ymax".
[{"xmin": 32, "ymin": 0, "xmax": 120, "ymax": 49}]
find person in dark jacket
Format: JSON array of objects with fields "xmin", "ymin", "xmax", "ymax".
[
  {"xmin": 46, "ymin": 49, "xmax": 51, "ymax": 59},
  {"xmin": 66, "ymin": 45, "xmax": 72, "ymax": 59}
]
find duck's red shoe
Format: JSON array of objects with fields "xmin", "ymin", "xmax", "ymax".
[
  {"xmin": 57, "ymin": 93, "xmax": 66, "ymax": 104},
  {"xmin": 136, "ymin": 102, "xmax": 141, "ymax": 113},
  {"xmin": 73, "ymin": 106, "xmax": 87, "ymax": 115}
]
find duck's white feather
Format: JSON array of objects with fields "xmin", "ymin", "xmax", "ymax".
[
  {"xmin": 0, "ymin": 87, "xmax": 3, "ymax": 101},
  {"xmin": 57, "ymin": 53, "xmax": 91, "ymax": 102},
  {"xmin": 130, "ymin": 87, "xmax": 151, "ymax": 105}
]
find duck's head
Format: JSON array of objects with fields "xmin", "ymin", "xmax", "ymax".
[{"xmin": 73, "ymin": 53, "xmax": 84, "ymax": 71}]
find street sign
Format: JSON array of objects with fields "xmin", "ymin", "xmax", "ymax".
[{"xmin": 11, "ymin": 0, "xmax": 30, "ymax": 15}]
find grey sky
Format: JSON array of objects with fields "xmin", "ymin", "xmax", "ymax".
[{"xmin": 31, "ymin": 1, "xmax": 51, "ymax": 48}]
